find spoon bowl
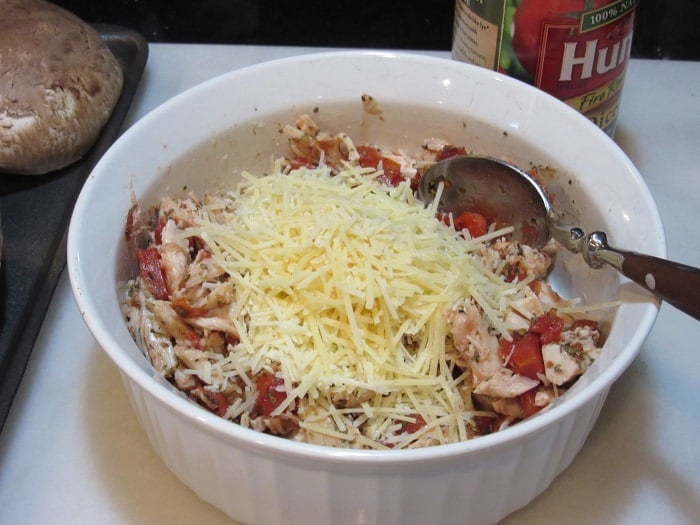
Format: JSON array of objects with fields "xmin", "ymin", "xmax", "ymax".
[
  {"xmin": 418, "ymin": 155, "xmax": 700, "ymax": 320},
  {"xmin": 417, "ymin": 155, "xmax": 552, "ymax": 248}
]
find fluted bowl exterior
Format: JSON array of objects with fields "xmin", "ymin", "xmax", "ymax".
[{"xmin": 68, "ymin": 51, "xmax": 661, "ymax": 525}]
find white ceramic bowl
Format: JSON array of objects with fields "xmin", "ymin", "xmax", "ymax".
[{"xmin": 67, "ymin": 51, "xmax": 662, "ymax": 525}]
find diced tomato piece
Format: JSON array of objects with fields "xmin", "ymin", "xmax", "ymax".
[
  {"xmin": 570, "ymin": 319, "xmax": 600, "ymax": 331},
  {"xmin": 379, "ymin": 157, "xmax": 404, "ymax": 186},
  {"xmin": 530, "ymin": 311, "xmax": 565, "ymax": 344},
  {"xmin": 136, "ymin": 247, "xmax": 169, "ymax": 300},
  {"xmin": 289, "ymin": 156, "xmax": 316, "ymax": 170},
  {"xmin": 400, "ymin": 414, "xmax": 426, "ymax": 434},
  {"xmin": 187, "ymin": 236, "xmax": 206, "ymax": 258},
  {"xmin": 527, "ymin": 280, "xmax": 542, "ymax": 295},
  {"xmin": 453, "ymin": 211, "xmax": 488, "ymax": 238},
  {"xmin": 171, "ymin": 297, "xmax": 208, "ymax": 318},
  {"xmin": 566, "ymin": 343, "xmax": 585, "ymax": 362},
  {"xmin": 436, "ymin": 145, "xmax": 467, "ymax": 161},
  {"xmin": 357, "ymin": 144, "xmax": 383, "ymax": 169},
  {"xmin": 498, "ymin": 337, "xmax": 514, "ymax": 366},
  {"xmin": 518, "ymin": 388, "xmax": 543, "ymax": 419},
  {"xmin": 224, "ymin": 332, "xmax": 240, "ymax": 347},
  {"xmin": 154, "ymin": 220, "xmax": 166, "ymax": 245},
  {"xmin": 255, "ymin": 373, "xmax": 287, "ymax": 417},
  {"xmin": 190, "ymin": 243, "xmax": 211, "ymax": 261},
  {"xmin": 202, "ymin": 389, "xmax": 229, "ymax": 417},
  {"xmin": 498, "ymin": 332, "xmax": 545, "ymax": 380},
  {"xmin": 410, "ymin": 172, "xmax": 422, "ymax": 192},
  {"xmin": 185, "ymin": 330, "xmax": 201, "ymax": 346},
  {"xmin": 357, "ymin": 145, "xmax": 405, "ymax": 186},
  {"xmin": 470, "ymin": 415, "xmax": 501, "ymax": 436}
]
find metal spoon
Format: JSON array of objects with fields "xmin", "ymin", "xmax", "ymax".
[{"xmin": 417, "ymin": 155, "xmax": 700, "ymax": 320}]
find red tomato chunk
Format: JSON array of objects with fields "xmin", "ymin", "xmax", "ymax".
[
  {"xmin": 255, "ymin": 373, "xmax": 287, "ymax": 417},
  {"xmin": 530, "ymin": 311, "xmax": 565, "ymax": 344},
  {"xmin": 453, "ymin": 211, "xmax": 488, "ymax": 238},
  {"xmin": 136, "ymin": 247, "xmax": 169, "ymax": 300},
  {"xmin": 498, "ymin": 332, "xmax": 545, "ymax": 380}
]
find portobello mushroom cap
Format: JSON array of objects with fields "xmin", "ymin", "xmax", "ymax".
[{"xmin": 0, "ymin": 0, "xmax": 124, "ymax": 175}]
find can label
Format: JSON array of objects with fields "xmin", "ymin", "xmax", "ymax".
[{"xmin": 453, "ymin": 0, "xmax": 638, "ymax": 136}]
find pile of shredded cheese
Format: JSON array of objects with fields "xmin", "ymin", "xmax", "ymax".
[{"xmin": 176, "ymin": 165, "xmax": 530, "ymax": 447}]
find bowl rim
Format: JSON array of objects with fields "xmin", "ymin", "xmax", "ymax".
[{"xmin": 67, "ymin": 49, "xmax": 663, "ymax": 465}]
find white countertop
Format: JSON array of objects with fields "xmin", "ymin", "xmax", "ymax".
[{"xmin": 1, "ymin": 45, "xmax": 698, "ymax": 525}]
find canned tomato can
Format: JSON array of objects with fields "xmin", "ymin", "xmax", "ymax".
[{"xmin": 452, "ymin": 0, "xmax": 638, "ymax": 136}]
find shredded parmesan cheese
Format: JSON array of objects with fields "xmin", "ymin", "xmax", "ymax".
[{"xmin": 169, "ymin": 165, "xmax": 536, "ymax": 447}]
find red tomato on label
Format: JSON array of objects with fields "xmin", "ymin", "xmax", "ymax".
[{"xmin": 511, "ymin": 0, "xmax": 609, "ymax": 76}]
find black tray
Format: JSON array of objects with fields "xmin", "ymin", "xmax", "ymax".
[{"xmin": 0, "ymin": 25, "xmax": 148, "ymax": 432}]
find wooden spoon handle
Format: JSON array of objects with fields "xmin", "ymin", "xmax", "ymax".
[{"xmin": 584, "ymin": 232, "xmax": 700, "ymax": 320}]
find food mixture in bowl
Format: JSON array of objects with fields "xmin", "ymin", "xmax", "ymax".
[{"xmin": 123, "ymin": 115, "xmax": 604, "ymax": 450}]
